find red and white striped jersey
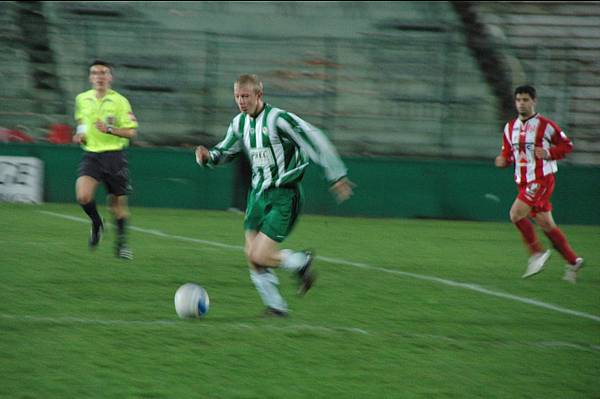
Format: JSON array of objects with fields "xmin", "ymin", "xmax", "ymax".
[{"xmin": 500, "ymin": 113, "xmax": 573, "ymax": 184}]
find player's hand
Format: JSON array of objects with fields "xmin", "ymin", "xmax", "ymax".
[
  {"xmin": 195, "ymin": 145, "xmax": 210, "ymax": 166},
  {"xmin": 494, "ymin": 155, "xmax": 508, "ymax": 168},
  {"xmin": 534, "ymin": 147, "xmax": 550, "ymax": 160},
  {"xmin": 330, "ymin": 177, "xmax": 355, "ymax": 204},
  {"xmin": 95, "ymin": 119, "xmax": 109, "ymax": 133},
  {"xmin": 72, "ymin": 134, "xmax": 86, "ymax": 144}
]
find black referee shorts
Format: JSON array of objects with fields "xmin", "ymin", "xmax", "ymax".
[{"xmin": 78, "ymin": 150, "xmax": 132, "ymax": 196}]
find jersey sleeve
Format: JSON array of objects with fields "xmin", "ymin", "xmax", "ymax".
[
  {"xmin": 117, "ymin": 97, "xmax": 139, "ymax": 129},
  {"xmin": 207, "ymin": 121, "xmax": 243, "ymax": 166},
  {"xmin": 501, "ymin": 123, "xmax": 514, "ymax": 163},
  {"xmin": 276, "ymin": 112, "xmax": 347, "ymax": 183},
  {"xmin": 546, "ymin": 121, "xmax": 573, "ymax": 160},
  {"xmin": 74, "ymin": 94, "xmax": 83, "ymax": 123}
]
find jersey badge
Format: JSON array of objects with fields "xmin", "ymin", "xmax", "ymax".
[{"xmin": 525, "ymin": 183, "xmax": 540, "ymax": 199}]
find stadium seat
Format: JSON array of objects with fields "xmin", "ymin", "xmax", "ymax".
[
  {"xmin": 47, "ymin": 123, "xmax": 72, "ymax": 144},
  {"xmin": 0, "ymin": 127, "xmax": 35, "ymax": 143}
]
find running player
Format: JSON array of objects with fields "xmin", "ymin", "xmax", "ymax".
[
  {"xmin": 195, "ymin": 74, "xmax": 354, "ymax": 315},
  {"xmin": 495, "ymin": 85, "xmax": 583, "ymax": 282}
]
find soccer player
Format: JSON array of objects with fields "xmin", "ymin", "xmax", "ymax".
[
  {"xmin": 195, "ymin": 74, "xmax": 354, "ymax": 316},
  {"xmin": 495, "ymin": 85, "xmax": 583, "ymax": 282},
  {"xmin": 72, "ymin": 60, "xmax": 138, "ymax": 259}
]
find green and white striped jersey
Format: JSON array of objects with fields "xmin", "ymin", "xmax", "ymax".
[{"xmin": 207, "ymin": 104, "xmax": 347, "ymax": 194}]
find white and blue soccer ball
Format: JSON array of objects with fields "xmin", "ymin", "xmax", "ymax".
[{"xmin": 174, "ymin": 283, "xmax": 210, "ymax": 319}]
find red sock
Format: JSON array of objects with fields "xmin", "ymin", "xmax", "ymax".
[
  {"xmin": 544, "ymin": 228, "xmax": 578, "ymax": 265},
  {"xmin": 514, "ymin": 218, "xmax": 543, "ymax": 255}
]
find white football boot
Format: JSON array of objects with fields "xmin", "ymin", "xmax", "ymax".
[
  {"xmin": 563, "ymin": 257, "xmax": 584, "ymax": 284},
  {"xmin": 522, "ymin": 250, "xmax": 551, "ymax": 278}
]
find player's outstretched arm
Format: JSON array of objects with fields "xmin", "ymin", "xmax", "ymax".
[
  {"xmin": 330, "ymin": 177, "xmax": 355, "ymax": 204},
  {"xmin": 495, "ymin": 155, "xmax": 508, "ymax": 168},
  {"xmin": 195, "ymin": 145, "xmax": 211, "ymax": 166}
]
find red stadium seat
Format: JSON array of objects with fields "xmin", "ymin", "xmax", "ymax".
[
  {"xmin": 0, "ymin": 127, "xmax": 35, "ymax": 143},
  {"xmin": 47, "ymin": 123, "xmax": 73, "ymax": 144}
]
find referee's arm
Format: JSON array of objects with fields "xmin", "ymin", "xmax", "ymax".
[
  {"xmin": 107, "ymin": 127, "xmax": 137, "ymax": 139},
  {"xmin": 73, "ymin": 119, "xmax": 86, "ymax": 144},
  {"xmin": 94, "ymin": 119, "xmax": 137, "ymax": 138}
]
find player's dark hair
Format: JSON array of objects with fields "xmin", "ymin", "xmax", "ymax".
[
  {"xmin": 89, "ymin": 59, "xmax": 113, "ymax": 71},
  {"xmin": 514, "ymin": 85, "xmax": 536, "ymax": 100}
]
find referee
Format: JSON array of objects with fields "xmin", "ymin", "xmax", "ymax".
[{"xmin": 72, "ymin": 60, "xmax": 138, "ymax": 259}]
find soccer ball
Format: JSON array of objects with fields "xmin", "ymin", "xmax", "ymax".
[{"xmin": 174, "ymin": 283, "xmax": 210, "ymax": 319}]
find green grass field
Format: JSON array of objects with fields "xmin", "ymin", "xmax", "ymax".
[{"xmin": 1, "ymin": 203, "xmax": 599, "ymax": 398}]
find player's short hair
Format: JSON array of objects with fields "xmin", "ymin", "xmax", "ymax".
[
  {"xmin": 514, "ymin": 85, "xmax": 536, "ymax": 100},
  {"xmin": 89, "ymin": 59, "xmax": 113, "ymax": 71},
  {"xmin": 235, "ymin": 74, "xmax": 263, "ymax": 94}
]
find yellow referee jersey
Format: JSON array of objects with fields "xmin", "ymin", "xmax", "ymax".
[{"xmin": 74, "ymin": 89, "xmax": 138, "ymax": 152}]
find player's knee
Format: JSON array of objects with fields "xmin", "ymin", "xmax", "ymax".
[
  {"xmin": 112, "ymin": 208, "xmax": 128, "ymax": 220},
  {"xmin": 109, "ymin": 200, "xmax": 128, "ymax": 219},
  {"xmin": 247, "ymin": 249, "xmax": 261, "ymax": 266},
  {"xmin": 244, "ymin": 244, "xmax": 254, "ymax": 262},
  {"xmin": 247, "ymin": 247, "xmax": 267, "ymax": 267},
  {"xmin": 76, "ymin": 193, "xmax": 93, "ymax": 205},
  {"xmin": 244, "ymin": 245, "xmax": 252, "ymax": 261},
  {"xmin": 509, "ymin": 210, "xmax": 523, "ymax": 224},
  {"xmin": 536, "ymin": 219, "xmax": 556, "ymax": 232}
]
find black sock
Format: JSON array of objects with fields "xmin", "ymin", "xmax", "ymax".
[
  {"xmin": 116, "ymin": 218, "xmax": 127, "ymax": 244},
  {"xmin": 81, "ymin": 201, "xmax": 102, "ymax": 226}
]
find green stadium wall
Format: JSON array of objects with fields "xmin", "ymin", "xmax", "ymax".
[{"xmin": 2, "ymin": 143, "xmax": 599, "ymax": 225}]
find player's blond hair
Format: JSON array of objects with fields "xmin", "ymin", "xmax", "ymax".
[{"xmin": 235, "ymin": 74, "xmax": 263, "ymax": 94}]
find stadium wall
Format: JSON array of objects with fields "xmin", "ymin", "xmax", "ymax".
[{"xmin": 2, "ymin": 143, "xmax": 599, "ymax": 225}]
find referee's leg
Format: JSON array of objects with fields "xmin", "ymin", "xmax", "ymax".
[
  {"xmin": 109, "ymin": 194, "xmax": 133, "ymax": 259},
  {"xmin": 76, "ymin": 175, "xmax": 103, "ymax": 248}
]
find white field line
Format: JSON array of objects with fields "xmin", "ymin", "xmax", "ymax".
[
  {"xmin": 38, "ymin": 210, "xmax": 600, "ymax": 323},
  {"xmin": 0, "ymin": 313, "xmax": 368, "ymax": 335},
  {"xmin": 534, "ymin": 341, "xmax": 600, "ymax": 352},
  {"xmin": 3, "ymin": 313, "xmax": 599, "ymax": 352}
]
